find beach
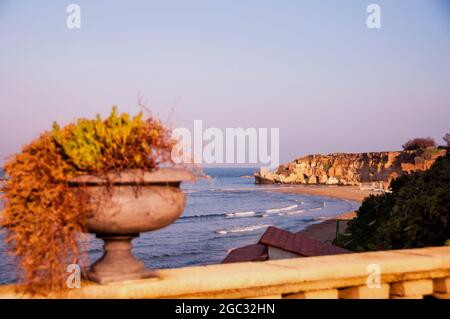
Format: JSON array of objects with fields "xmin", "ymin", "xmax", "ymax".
[
  {"xmin": 275, "ymin": 185, "xmax": 375, "ymax": 203},
  {"xmin": 275, "ymin": 185, "xmax": 376, "ymax": 243}
]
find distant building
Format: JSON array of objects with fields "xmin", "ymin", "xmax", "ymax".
[
  {"xmin": 222, "ymin": 226, "xmax": 351, "ymax": 264},
  {"xmin": 358, "ymin": 181, "xmax": 387, "ymax": 192}
]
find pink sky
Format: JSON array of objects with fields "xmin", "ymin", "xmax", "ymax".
[{"xmin": 1, "ymin": 1, "xmax": 449, "ymax": 165}]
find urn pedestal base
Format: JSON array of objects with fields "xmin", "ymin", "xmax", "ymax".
[
  {"xmin": 85, "ymin": 235, "xmax": 157, "ymax": 284},
  {"xmin": 71, "ymin": 168, "xmax": 194, "ymax": 285}
]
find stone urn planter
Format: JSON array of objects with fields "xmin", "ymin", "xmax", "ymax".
[{"xmin": 69, "ymin": 168, "xmax": 194, "ymax": 284}]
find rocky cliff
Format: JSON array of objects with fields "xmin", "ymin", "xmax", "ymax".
[{"xmin": 255, "ymin": 148, "xmax": 446, "ymax": 187}]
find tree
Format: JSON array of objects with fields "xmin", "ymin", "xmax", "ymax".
[
  {"xmin": 444, "ymin": 133, "xmax": 450, "ymax": 148},
  {"xmin": 336, "ymin": 151, "xmax": 450, "ymax": 251},
  {"xmin": 402, "ymin": 137, "xmax": 436, "ymax": 151}
]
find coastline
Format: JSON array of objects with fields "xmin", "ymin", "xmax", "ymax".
[
  {"xmin": 273, "ymin": 185, "xmax": 376, "ymax": 244},
  {"xmin": 272, "ymin": 185, "xmax": 373, "ymax": 204}
]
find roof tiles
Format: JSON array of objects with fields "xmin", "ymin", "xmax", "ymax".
[
  {"xmin": 221, "ymin": 244, "xmax": 268, "ymax": 264},
  {"xmin": 259, "ymin": 226, "xmax": 351, "ymax": 257}
]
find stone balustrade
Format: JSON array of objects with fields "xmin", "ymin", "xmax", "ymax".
[{"xmin": 0, "ymin": 246, "xmax": 449, "ymax": 299}]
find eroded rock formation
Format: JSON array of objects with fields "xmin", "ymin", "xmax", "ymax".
[{"xmin": 255, "ymin": 148, "xmax": 446, "ymax": 187}]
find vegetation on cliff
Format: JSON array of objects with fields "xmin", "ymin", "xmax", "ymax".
[
  {"xmin": 444, "ymin": 133, "xmax": 450, "ymax": 148},
  {"xmin": 1, "ymin": 107, "xmax": 174, "ymax": 294},
  {"xmin": 255, "ymin": 149, "xmax": 446, "ymax": 186},
  {"xmin": 402, "ymin": 137, "xmax": 436, "ymax": 151},
  {"xmin": 336, "ymin": 151, "xmax": 450, "ymax": 251}
]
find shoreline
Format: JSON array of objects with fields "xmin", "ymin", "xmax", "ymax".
[
  {"xmin": 273, "ymin": 185, "xmax": 376, "ymax": 244},
  {"xmin": 271, "ymin": 185, "xmax": 374, "ymax": 204}
]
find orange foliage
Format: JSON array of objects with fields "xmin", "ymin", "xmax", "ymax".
[
  {"xmin": 1, "ymin": 108, "xmax": 175, "ymax": 295},
  {"xmin": 2, "ymin": 133, "xmax": 88, "ymax": 294}
]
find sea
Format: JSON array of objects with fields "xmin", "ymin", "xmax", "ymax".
[{"xmin": 0, "ymin": 167, "xmax": 360, "ymax": 284}]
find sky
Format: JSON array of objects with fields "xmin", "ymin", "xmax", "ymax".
[{"xmin": 0, "ymin": 0, "xmax": 449, "ymax": 165}]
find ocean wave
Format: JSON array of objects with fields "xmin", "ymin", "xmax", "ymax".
[
  {"xmin": 215, "ymin": 224, "xmax": 272, "ymax": 235},
  {"xmin": 181, "ymin": 202, "xmax": 323, "ymax": 221},
  {"xmin": 281, "ymin": 209, "xmax": 306, "ymax": 216},
  {"xmin": 180, "ymin": 212, "xmax": 226, "ymax": 220},
  {"xmin": 225, "ymin": 211, "xmax": 256, "ymax": 218},
  {"xmin": 150, "ymin": 250, "xmax": 201, "ymax": 259},
  {"xmin": 312, "ymin": 216, "xmax": 329, "ymax": 221},
  {"xmin": 183, "ymin": 190, "xmax": 202, "ymax": 194},
  {"xmin": 208, "ymin": 187, "xmax": 254, "ymax": 192},
  {"xmin": 208, "ymin": 186, "xmax": 296, "ymax": 193},
  {"xmin": 264, "ymin": 204, "xmax": 297, "ymax": 214}
]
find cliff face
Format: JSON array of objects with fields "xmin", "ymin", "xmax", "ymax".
[{"xmin": 255, "ymin": 148, "xmax": 446, "ymax": 187}]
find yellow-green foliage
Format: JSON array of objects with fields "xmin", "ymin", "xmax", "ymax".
[
  {"xmin": 52, "ymin": 106, "xmax": 174, "ymax": 173},
  {"xmin": 2, "ymin": 107, "xmax": 174, "ymax": 295}
]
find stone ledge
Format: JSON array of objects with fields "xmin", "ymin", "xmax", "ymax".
[
  {"xmin": 339, "ymin": 284, "xmax": 390, "ymax": 299},
  {"xmin": 390, "ymin": 279, "xmax": 433, "ymax": 297},
  {"xmin": 0, "ymin": 246, "xmax": 450, "ymax": 299},
  {"xmin": 433, "ymin": 277, "xmax": 450, "ymax": 293}
]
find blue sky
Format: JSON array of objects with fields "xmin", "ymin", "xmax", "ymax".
[{"xmin": 0, "ymin": 0, "xmax": 449, "ymax": 164}]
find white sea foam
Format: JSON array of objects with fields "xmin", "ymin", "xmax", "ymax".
[
  {"xmin": 284, "ymin": 209, "xmax": 306, "ymax": 215},
  {"xmin": 264, "ymin": 204, "xmax": 297, "ymax": 214},
  {"xmin": 215, "ymin": 224, "xmax": 272, "ymax": 234},
  {"xmin": 308, "ymin": 207, "xmax": 323, "ymax": 212},
  {"xmin": 276, "ymin": 209, "xmax": 306, "ymax": 216},
  {"xmin": 225, "ymin": 211, "xmax": 256, "ymax": 218}
]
